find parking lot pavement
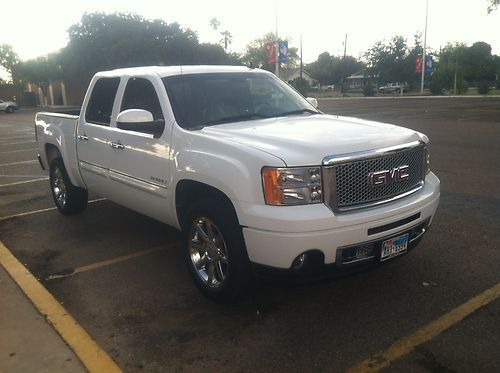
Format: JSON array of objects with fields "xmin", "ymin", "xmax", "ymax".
[{"xmin": 0, "ymin": 100, "xmax": 499, "ymax": 372}]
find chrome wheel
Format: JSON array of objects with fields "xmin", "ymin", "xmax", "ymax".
[
  {"xmin": 188, "ymin": 217, "xmax": 229, "ymax": 289},
  {"xmin": 52, "ymin": 167, "xmax": 67, "ymax": 207}
]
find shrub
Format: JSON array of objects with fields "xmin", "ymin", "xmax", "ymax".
[
  {"xmin": 477, "ymin": 80, "xmax": 491, "ymax": 94},
  {"xmin": 456, "ymin": 79, "xmax": 468, "ymax": 94},
  {"xmin": 430, "ymin": 80, "xmax": 445, "ymax": 95},
  {"xmin": 289, "ymin": 77, "xmax": 309, "ymax": 96},
  {"xmin": 363, "ymin": 83, "xmax": 375, "ymax": 97}
]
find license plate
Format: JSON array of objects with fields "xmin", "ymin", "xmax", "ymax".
[{"xmin": 381, "ymin": 233, "xmax": 409, "ymax": 261}]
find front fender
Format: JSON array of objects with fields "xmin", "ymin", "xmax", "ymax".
[{"xmin": 170, "ymin": 125, "xmax": 285, "ymax": 227}]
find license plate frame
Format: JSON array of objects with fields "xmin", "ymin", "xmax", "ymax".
[{"xmin": 380, "ymin": 233, "xmax": 409, "ymax": 261}]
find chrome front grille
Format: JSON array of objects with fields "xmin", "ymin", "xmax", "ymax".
[{"xmin": 323, "ymin": 141, "xmax": 425, "ymax": 212}]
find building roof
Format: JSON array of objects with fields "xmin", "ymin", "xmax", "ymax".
[{"xmin": 346, "ymin": 70, "xmax": 378, "ymax": 80}]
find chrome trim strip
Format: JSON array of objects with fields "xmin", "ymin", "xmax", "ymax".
[
  {"xmin": 322, "ymin": 140, "xmax": 423, "ymax": 166},
  {"xmin": 409, "ymin": 227, "xmax": 426, "ymax": 243},
  {"xmin": 335, "ymin": 182, "xmax": 424, "ymax": 212},
  {"xmin": 79, "ymin": 160, "xmax": 107, "ymax": 177},
  {"xmin": 335, "ymin": 220, "xmax": 427, "ymax": 267}
]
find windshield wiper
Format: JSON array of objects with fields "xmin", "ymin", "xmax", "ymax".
[{"xmin": 275, "ymin": 108, "xmax": 319, "ymax": 117}]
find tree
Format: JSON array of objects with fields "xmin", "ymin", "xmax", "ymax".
[
  {"xmin": 241, "ymin": 32, "xmax": 298, "ymax": 72},
  {"xmin": 209, "ymin": 17, "xmax": 220, "ymax": 30},
  {"xmin": 488, "ymin": 0, "xmax": 499, "ymax": 13},
  {"xmin": 365, "ymin": 35, "xmax": 411, "ymax": 84},
  {"xmin": 0, "ymin": 44, "xmax": 20, "ymax": 82},
  {"xmin": 54, "ymin": 12, "xmax": 239, "ymax": 93},
  {"xmin": 306, "ymin": 52, "xmax": 364, "ymax": 86},
  {"xmin": 11, "ymin": 55, "xmax": 62, "ymax": 104},
  {"xmin": 220, "ymin": 30, "xmax": 232, "ymax": 51}
]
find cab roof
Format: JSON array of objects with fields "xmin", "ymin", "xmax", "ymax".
[{"xmin": 95, "ymin": 65, "xmax": 264, "ymax": 78}]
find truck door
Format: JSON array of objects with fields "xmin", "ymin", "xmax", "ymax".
[
  {"xmin": 107, "ymin": 76, "xmax": 173, "ymax": 224},
  {"xmin": 77, "ymin": 77, "xmax": 121, "ymax": 197}
]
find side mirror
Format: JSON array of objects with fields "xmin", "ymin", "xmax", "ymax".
[
  {"xmin": 116, "ymin": 109, "xmax": 165, "ymax": 138},
  {"xmin": 117, "ymin": 109, "xmax": 154, "ymax": 124},
  {"xmin": 306, "ymin": 97, "xmax": 318, "ymax": 108}
]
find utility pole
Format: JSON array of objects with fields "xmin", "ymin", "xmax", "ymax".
[
  {"xmin": 420, "ymin": 0, "xmax": 429, "ymax": 94},
  {"xmin": 341, "ymin": 33, "xmax": 347, "ymax": 93},
  {"xmin": 300, "ymin": 34, "xmax": 303, "ymax": 80},
  {"xmin": 453, "ymin": 53, "xmax": 458, "ymax": 95}
]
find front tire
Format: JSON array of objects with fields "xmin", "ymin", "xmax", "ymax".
[
  {"xmin": 5, "ymin": 106, "xmax": 15, "ymax": 113},
  {"xmin": 182, "ymin": 199, "xmax": 252, "ymax": 303},
  {"xmin": 49, "ymin": 158, "xmax": 88, "ymax": 214}
]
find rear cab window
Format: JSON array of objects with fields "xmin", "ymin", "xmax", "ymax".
[{"xmin": 85, "ymin": 78, "xmax": 120, "ymax": 126}]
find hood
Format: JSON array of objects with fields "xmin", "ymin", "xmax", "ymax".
[{"xmin": 200, "ymin": 114, "xmax": 422, "ymax": 166}]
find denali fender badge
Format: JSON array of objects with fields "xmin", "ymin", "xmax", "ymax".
[{"xmin": 368, "ymin": 165, "xmax": 410, "ymax": 187}]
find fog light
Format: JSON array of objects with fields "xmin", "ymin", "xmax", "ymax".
[{"xmin": 292, "ymin": 253, "xmax": 307, "ymax": 270}]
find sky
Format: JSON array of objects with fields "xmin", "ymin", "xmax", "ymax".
[{"xmin": 1, "ymin": 0, "xmax": 499, "ymax": 78}]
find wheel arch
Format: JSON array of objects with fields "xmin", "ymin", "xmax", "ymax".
[{"xmin": 175, "ymin": 179, "xmax": 240, "ymax": 230}]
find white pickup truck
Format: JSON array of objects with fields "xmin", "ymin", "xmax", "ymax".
[{"xmin": 35, "ymin": 66, "xmax": 440, "ymax": 302}]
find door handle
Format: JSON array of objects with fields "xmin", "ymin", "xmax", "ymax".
[
  {"xmin": 77, "ymin": 135, "xmax": 89, "ymax": 141},
  {"xmin": 110, "ymin": 142, "xmax": 125, "ymax": 150}
]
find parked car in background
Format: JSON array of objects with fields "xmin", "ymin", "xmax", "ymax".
[
  {"xmin": 0, "ymin": 99, "xmax": 18, "ymax": 113},
  {"xmin": 378, "ymin": 83, "xmax": 409, "ymax": 94}
]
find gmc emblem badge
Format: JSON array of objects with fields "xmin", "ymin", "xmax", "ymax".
[{"xmin": 368, "ymin": 165, "xmax": 410, "ymax": 187}]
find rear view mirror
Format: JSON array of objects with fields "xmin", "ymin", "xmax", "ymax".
[
  {"xmin": 306, "ymin": 97, "xmax": 318, "ymax": 108},
  {"xmin": 116, "ymin": 109, "xmax": 164, "ymax": 138}
]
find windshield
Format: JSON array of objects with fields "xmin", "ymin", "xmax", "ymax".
[{"xmin": 162, "ymin": 72, "xmax": 319, "ymax": 130}]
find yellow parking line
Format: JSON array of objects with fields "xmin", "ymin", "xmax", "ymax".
[
  {"xmin": 347, "ymin": 282, "xmax": 500, "ymax": 373},
  {"xmin": 0, "ymin": 240, "xmax": 122, "ymax": 373},
  {"xmin": 0, "ymin": 198, "xmax": 106, "ymax": 221},
  {"xmin": 46, "ymin": 246, "xmax": 168, "ymax": 281}
]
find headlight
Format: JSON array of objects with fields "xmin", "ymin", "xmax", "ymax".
[{"xmin": 262, "ymin": 167, "xmax": 323, "ymax": 205}]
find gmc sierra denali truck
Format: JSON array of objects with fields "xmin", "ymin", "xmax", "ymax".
[{"xmin": 35, "ymin": 66, "xmax": 440, "ymax": 302}]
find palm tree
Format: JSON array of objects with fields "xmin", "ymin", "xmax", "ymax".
[{"xmin": 220, "ymin": 30, "xmax": 232, "ymax": 51}]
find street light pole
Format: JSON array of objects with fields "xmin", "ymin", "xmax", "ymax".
[
  {"xmin": 420, "ymin": 0, "xmax": 429, "ymax": 94},
  {"xmin": 275, "ymin": 0, "xmax": 279, "ymax": 78}
]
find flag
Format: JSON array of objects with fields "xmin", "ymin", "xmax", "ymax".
[
  {"xmin": 415, "ymin": 56, "xmax": 423, "ymax": 73},
  {"xmin": 266, "ymin": 42, "xmax": 276, "ymax": 64},
  {"xmin": 425, "ymin": 55, "xmax": 433, "ymax": 73},
  {"xmin": 278, "ymin": 40, "xmax": 288, "ymax": 63},
  {"xmin": 416, "ymin": 55, "xmax": 433, "ymax": 73}
]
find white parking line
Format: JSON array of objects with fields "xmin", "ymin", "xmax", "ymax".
[
  {"xmin": 0, "ymin": 174, "xmax": 47, "ymax": 178},
  {"xmin": 0, "ymin": 140, "xmax": 36, "ymax": 146},
  {"xmin": 0, "ymin": 160, "xmax": 38, "ymax": 167},
  {"xmin": 0, "ymin": 198, "xmax": 106, "ymax": 221},
  {"xmin": 0, "ymin": 135, "xmax": 35, "ymax": 141},
  {"xmin": 0, "ymin": 177, "xmax": 48, "ymax": 187},
  {"xmin": 0, "ymin": 148, "xmax": 36, "ymax": 155}
]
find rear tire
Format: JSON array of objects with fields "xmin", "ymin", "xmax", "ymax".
[
  {"xmin": 182, "ymin": 199, "xmax": 252, "ymax": 303},
  {"xmin": 5, "ymin": 106, "xmax": 15, "ymax": 113},
  {"xmin": 49, "ymin": 158, "xmax": 88, "ymax": 214}
]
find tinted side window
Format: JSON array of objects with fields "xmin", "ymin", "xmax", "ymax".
[
  {"xmin": 121, "ymin": 78, "xmax": 164, "ymax": 120},
  {"xmin": 85, "ymin": 78, "xmax": 120, "ymax": 125}
]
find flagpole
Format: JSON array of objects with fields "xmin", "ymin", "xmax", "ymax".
[{"xmin": 420, "ymin": 0, "xmax": 428, "ymax": 94}]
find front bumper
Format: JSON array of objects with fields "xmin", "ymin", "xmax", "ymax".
[
  {"xmin": 252, "ymin": 219, "xmax": 430, "ymax": 282},
  {"xmin": 242, "ymin": 172, "xmax": 440, "ymax": 271}
]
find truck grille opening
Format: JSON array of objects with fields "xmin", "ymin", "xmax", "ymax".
[{"xmin": 323, "ymin": 142, "xmax": 425, "ymax": 212}]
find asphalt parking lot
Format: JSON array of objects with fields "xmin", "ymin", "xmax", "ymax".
[{"xmin": 0, "ymin": 97, "xmax": 499, "ymax": 372}]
